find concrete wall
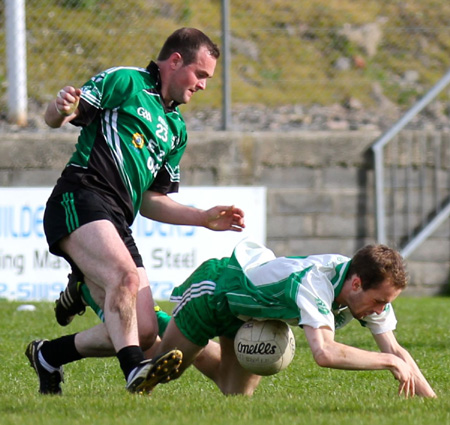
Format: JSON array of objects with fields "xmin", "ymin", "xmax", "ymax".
[{"xmin": 1, "ymin": 130, "xmax": 448, "ymax": 295}]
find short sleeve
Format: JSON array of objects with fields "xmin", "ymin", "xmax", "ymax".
[
  {"xmin": 148, "ymin": 166, "xmax": 179, "ymax": 194},
  {"xmin": 71, "ymin": 68, "xmax": 131, "ymax": 127},
  {"xmin": 296, "ymin": 269, "xmax": 336, "ymax": 331},
  {"xmin": 79, "ymin": 67, "xmax": 140, "ymax": 110}
]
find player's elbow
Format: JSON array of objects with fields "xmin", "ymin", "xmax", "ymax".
[{"xmin": 311, "ymin": 347, "xmax": 334, "ymax": 368}]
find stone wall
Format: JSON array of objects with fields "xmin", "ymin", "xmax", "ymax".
[{"xmin": 1, "ymin": 130, "xmax": 448, "ymax": 295}]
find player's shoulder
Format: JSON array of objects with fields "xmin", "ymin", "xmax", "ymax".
[
  {"xmin": 103, "ymin": 66, "xmax": 149, "ymax": 76},
  {"xmin": 90, "ymin": 66, "xmax": 151, "ymax": 85},
  {"xmin": 287, "ymin": 253, "xmax": 350, "ymax": 268}
]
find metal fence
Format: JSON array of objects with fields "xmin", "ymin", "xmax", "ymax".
[
  {"xmin": 2, "ymin": 0, "xmax": 450, "ymax": 130},
  {"xmin": 372, "ymin": 70, "xmax": 450, "ymax": 258}
]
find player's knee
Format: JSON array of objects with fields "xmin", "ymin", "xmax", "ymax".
[
  {"xmin": 218, "ymin": 371, "xmax": 261, "ymax": 396},
  {"xmin": 107, "ymin": 269, "xmax": 140, "ymax": 311},
  {"xmin": 220, "ymin": 380, "xmax": 258, "ymax": 396},
  {"xmin": 115, "ymin": 269, "xmax": 140, "ymax": 298},
  {"xmin": 122, "ymin": 269, "xmax": 140, "ymax": 294}
]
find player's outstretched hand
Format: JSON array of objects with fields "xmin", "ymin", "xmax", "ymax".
[
  {"xmin": 390, "ymin": 357, "xmax": 416, "ymax": 398},
  {"xmin": 204, "ymin": 205, "xmax": 245, "ymax": 232},
  {"xmin": 397, "ymin": 373, "xmax": 415, "ymax": 398}
]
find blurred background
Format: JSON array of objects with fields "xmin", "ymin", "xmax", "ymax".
[{"xmin": 2, "ymin": 0, "xmax": 450, "ymax": 131}]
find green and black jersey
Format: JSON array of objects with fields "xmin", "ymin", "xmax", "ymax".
[{"xmin": 62, "ymin": 61, "xmax": 187, "ymax": 225}]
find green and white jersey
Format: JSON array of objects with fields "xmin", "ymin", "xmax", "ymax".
[
  {"xmin": 66, "ymin": 61, "xmax": 187, "ymax": 223},
  {"xmin": 214, "ymin": 239, "xmax": 397, "ymax": 335}
]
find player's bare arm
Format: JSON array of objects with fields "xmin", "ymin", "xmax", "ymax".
[
  {"xmin": 44, "ymin": 86, "xmax": 81, "ymax": 128},
  {"xmin": 140, "ymin": 190, "xmax": 245, "ymax": 231},
  {"xmin": 303, "ymin": 325, "xmax": 422, "ymax": 397},
  {"xmin": 373, "ymin": 331, "xmax": 437, "ymax": 398}
]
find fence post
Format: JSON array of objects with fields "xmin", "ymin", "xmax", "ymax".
[
  {"xmin": 221, "ymin": 0, "xmax": 231, "ymax": 130},
  {"xmin": 5, "ymin": 0, "xmax": 28, "ymax": 126}
]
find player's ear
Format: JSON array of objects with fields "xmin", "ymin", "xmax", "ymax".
[
  {"xmin": 351, "ymin": 275, "xmax": 362, "ymax": 291},
  {"xmin": 170, "ymin": 52, "xmax": 183, "ymax": 69}
]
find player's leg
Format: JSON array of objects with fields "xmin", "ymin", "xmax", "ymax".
[
  {"xmin": 190, "ymin": 339, "xmax": 222, "ymax": 381},
  {"xmin": 60, "ymin": 219, "xmax": 141, "ymax": 351},
  {"xmin": 216, "ymin": 336, "xmax": 262, "ymax": 395},
  {"xmin": 153, "ymin": 318, "xmax": 204, "ymax": 376},
  {"xmin": 26, "ymin": 267, "xmax": 166, "ymax": 395},
  {"xmin": 28, "ymin": 187, "xmax": 179, "ymax": 394},
  {"xmin": 60, "ymin": 273, "xmax": 227, "ymax": 392},
  {"xmin": 69, "ymin": 273, "xmax": 228, "ymax": 393},
  {"xmin": 26, "ymin": 218, "xmax": 132, "ymax": 395},
  {"xmin": 55, "ymin": 272, "xmax": 168, "ymax": 346},
  {"xmin": 26, "ymin": 324, "xmax": 181, "ymax": 396},
  {"xmin": 72, "ymin": 266, "xmax": 157, "ymax": 356},
  {"xmin": 158, "ymin": 256, "xmax": 252, "ymax": 390},
  {"xmin": 54, "ymin": 231, "xmax": 158, "ymax": 353},
  {"xmin": 28, "ymin": 221, "xmax": 173, "ymax": 394},
  {"xmin": 154, "ymin": 318, "xmax": 262, "ymax": 395},
  {"xmin": 77, "ymin": 264, "xmax": 158, "ymax": 353},
  {"xmin": 135, "ymin": 267, "xmax": 158, "ymax": 351},
  {"xmin": 54, "ymin": 271, "xmax": 87, "ymax": 326}
]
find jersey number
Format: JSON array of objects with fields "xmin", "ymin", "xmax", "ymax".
[{"xmin": 156, "ymin": 123, "xmax": 168, "ymax": 142}]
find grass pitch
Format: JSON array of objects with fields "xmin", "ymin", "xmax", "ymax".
[{"xmin": 0, "ymin": 296, "xmax": 449, "ymax": 425}]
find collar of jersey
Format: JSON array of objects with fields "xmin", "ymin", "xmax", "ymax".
[
  {"xmin": 146, "ymin": 60, "xmax": 180, "ymax": 112},
  {"xmin": 331, "ymin": 260, "xmax": 352, "ymax": 309}
]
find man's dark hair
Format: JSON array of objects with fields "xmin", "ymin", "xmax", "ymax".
[
  {"xmin": 157, "ymin": 27, "xmax": 220, "ymax": 65},
  {"xmin": 347, "ymin": 244, "xmax": 408, "ymax": 291}
]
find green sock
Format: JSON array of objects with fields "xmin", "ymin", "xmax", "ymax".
[
  {"xmin": 80, "ymin": 283, "xmax": 105, "ymax": 322},
  {"xmin": 154, "ymin": 305, "xmax": 171, "ymax": 337}
]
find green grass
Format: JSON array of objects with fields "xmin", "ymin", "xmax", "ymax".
[{"xmin": 1, "ymin": 296, "xmax": 449, "ymax": 425}]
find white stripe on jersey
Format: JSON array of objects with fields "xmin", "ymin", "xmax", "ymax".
[
  {"xmin": 103, "ymin": 66, "xmax": 148, "ymax": 75},
  {"xmin": 333, "ymin": 261, "xmax": 349, "ymax": 290},
  {"xmin": 82, "ymin": 89, "xmax": 101, "ymax": 109},
  {"xmin": 164, "ymin": 163, "xmax": 181, "ymax": 182},
  {"xmin": 103, "ymin": 108, "xmax": 133, "ymax": 195},
  {"xmin": 172, "ymin": 281, "xmax": 216, "ymax": 316},
  {"xmin": 226, "ymin": 292, "xmax": 288, "ymax": 311},
  {"xmin": 83, "ymin": 66, "xmax": 149, "ymax": 107}
]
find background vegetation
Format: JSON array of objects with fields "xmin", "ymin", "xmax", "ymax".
[{"xmin": 2, "ymin": 0, "xmax": 450, "ymax": 113}]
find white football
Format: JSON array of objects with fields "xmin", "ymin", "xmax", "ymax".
[{"xmin": 234, "ymin": 319, "xmax": 296, "ymax": 376}]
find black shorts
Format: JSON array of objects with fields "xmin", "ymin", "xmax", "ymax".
[{"xmin": 43, "ymin": 186, "xmax": 143, "ymax": 270}]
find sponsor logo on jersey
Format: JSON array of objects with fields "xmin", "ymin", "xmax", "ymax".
[
  {"xmin": 131, "ymin": 132, "xmax": 145, "ymax": 149},
  {"xmin": 315, "ymin": 297, "xmax": 330, "ymax": 315},
  {"xmin": 137, "ymin": 107, "xmax": 153, "ymax": 122}
]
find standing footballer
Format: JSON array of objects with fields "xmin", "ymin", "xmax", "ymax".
[{"xmin": 25, "ymin": 27, "xmax": 245, "ymax": 395}]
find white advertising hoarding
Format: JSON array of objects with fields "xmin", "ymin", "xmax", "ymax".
[{"xmin": 0, "ymin": 187, "xmax": 266, "ymax": 301}]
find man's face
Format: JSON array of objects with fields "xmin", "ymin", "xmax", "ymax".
[
  {"xmin": 167, "ymin": 46, "xmax": 217, "ymax": 105},
  {"xmin": 346, "ymin": 277, "xmax": 402, "ymax": 320}
]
